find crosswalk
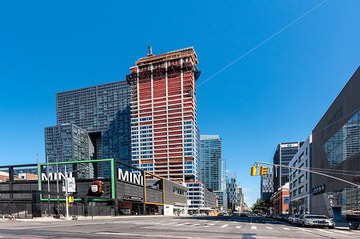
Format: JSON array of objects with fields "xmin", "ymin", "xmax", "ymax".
[{"xmin": 113, "ymin": 219, "xmax": 359, "ymax": 236}]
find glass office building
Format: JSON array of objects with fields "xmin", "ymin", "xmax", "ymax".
[
  {"xmin": 200, "ymin": 135, "xmax": 225, "ymax": 192},
  {"xmin": 45, "ymin": 80, "xmax": 131, "ymax": 177}
]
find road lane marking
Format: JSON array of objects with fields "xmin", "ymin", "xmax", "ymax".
[
  {"xmin": 96, "ymin": 232, "xmax": 190, "ymax": 238},
  {"xmin": 266, "ymin": 227, "xmax": 273, "ymax": 230},
  {"xmin": 189, "ymin": 224, "xmax": 200, "ymax": 227},
  {"xmin": 298, "ymin": 228, "xmax": 312, "ymax": 232},
  {"xmin": 251, "ymin": 226, "xmax": 257, "ymax": 230},
  {"xmin": 283, "ymin": 228, "xmax": 290, "ymax": 230},
  {"xmin": 220, "ymin": 224, "xmax": 229, "ymax": 228},
  {"xmin": 236, "ymin": 225, "xmax": 242, "ymax": 229},
  {"xmin": 336, "ymin": 230, "xmax": 353, "ymax": 235},
  {"xmin": 315, "ymin": 229, "xmax": 333, "ymax": 234}
]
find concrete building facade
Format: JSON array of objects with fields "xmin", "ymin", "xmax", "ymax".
[
  {"xmin": 311, "ymin": 67, "xmax": 360, "ymax": 222},
  {"xmin": 289, "ymin": 135, "xmax": 312, "ymax": 214},
  {"xmin": 127, "ymin": 47, "xmax": 200, "ymax": 182},
  {"xmin": 273, "ymin": 142, "xmax": 302, "ymax": 191}
]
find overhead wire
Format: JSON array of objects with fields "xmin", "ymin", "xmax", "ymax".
[{"xmin": 196, "ymin": 0, "xmax": 328, "ymax": 89}]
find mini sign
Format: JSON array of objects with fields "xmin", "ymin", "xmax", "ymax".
[
  {"xmin": 41, "ymin": 172, "xmax": 74, "ymax": 181},
  {"xmin": 118, "ymin": 168, "xmax": 143, "ymax": 186}
]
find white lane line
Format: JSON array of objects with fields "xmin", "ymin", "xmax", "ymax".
[
  {"xmin": 174, "ymin": 223, "xmax": 185, "ymax": 227},
  {"xmin": 209, "ymin": 224, "xmax": 214, "ymax": 226},
  {"xmin": 251, "ymin": 226, "xmax": 257, "ymax": 230},
  {"xmin": 96, "ymin": 232, "xmax": 189, "ymax": 238},
  {"xmin": 283, "ymin": 228, "xmax": 290, "ymax": 230},
  {"xmin": 236, "ymin": 225, "xmax": 242, "ymax": 229},
  {"xmin": 220, "ymin": 224, "xmax": 229, "ymax": 228},
  {"xmin": 299, "ymin": 228, "xmax": 312, "ymax": 232},
  {"xmin": 266, "ymin": 226, "xmax": 273, "ymax": 230},
  {"xmin": 315, "ymin": 229, "xmax": 333, "ymax": 234},
  {"xmin": 204, "ymin": 225, "xmax": 210, "ymax": 228},
  {"xmin": 336, "ymin": 230, "xmax": 354, "ymax": 235},
  {"xmin": 189, "ymin": 223, "xmax": 200, "ymax": 227}
]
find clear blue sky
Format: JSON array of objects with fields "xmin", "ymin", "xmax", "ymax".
[{"xmin": 1, "ymin": 1, "xmax": 359, "ymax": 206}]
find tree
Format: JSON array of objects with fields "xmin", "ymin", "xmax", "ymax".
[{"xmin": 251, "ymin": 198, "xmax": 270, "ymax": 214}]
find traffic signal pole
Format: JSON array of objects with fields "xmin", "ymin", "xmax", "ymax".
[{"xmin": 253, "ymin": 161, "xmax": 360, "ymax": 188}]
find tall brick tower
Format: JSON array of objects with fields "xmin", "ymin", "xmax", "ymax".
[{"xmin": 127, "ymin": 47, "xmax": 200, "ymax": 182}]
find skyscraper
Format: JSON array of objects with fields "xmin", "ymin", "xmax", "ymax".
[
  {"xmin": 273, "ymin": 142, "xmax": 302, "ymax": 191},
  {"xmin": 226, "ymin": 175, "xmax": 239, "ymax": 211},
  {"xmin": 260, "ymin": 170, "xmax": 274, "ymax": 201},
  {"xmin": 126, "ymin": 47, "xmax": 200, "ymax": 182},
  {"xmin": 45, "ymin": 80, "xmax": 131, "ymax": 177},
  {"xmin": 200, "ymin": 135, "xmax": 225, "ymax": 192}
]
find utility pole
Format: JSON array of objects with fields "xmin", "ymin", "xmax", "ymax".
[{"xmin": 46, "ymin": 155, "xmax": 51, "ymax": 216}]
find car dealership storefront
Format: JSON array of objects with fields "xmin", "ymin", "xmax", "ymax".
[{"xmin": 0, "ymin": 159, "xmax": 187, "ymax": 218}]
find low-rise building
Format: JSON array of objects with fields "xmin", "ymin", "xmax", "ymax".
[
  {"xmin": 270, "ymin": 182, "xmax": 290, "ymax": 215},
  {"xmin": 0, "ymin": 159, "xmax": 188, "ymax": 218}
]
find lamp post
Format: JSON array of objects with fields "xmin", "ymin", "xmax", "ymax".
[{"xmin": 64, "ymin": 165, "xmax": 70, "ymax": 220}]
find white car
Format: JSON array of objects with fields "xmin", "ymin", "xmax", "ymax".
[
  {"xmin": 298, "ymin": 214, "xmax": 335, "ymax": 229},
  {"xmin": 288, "ymin": 214, "xmax": 300, "ymax": 224}
]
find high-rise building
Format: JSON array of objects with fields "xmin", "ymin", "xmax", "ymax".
[
  {"xmin": 126, "ymin": 47, "xmax": 200, "ymax": 182},
  {"xmin": 236, "ymin": 185, "xmax": 245, "ymax": 212},
  {"xmin": 273, "ymin": 142, "xmax": 302, "ymax": 191},
  {"xmin": 45, "ymin": 80, "xmax": 131, "ymax": 177},
  {"xmin": 200, "ymin": 135, "xmax": 225, "ymax": 191},
  {"xmin": 260, "ymin": 170, "xmax": 274, "ymax": 201},
  {"xmin": 226, "ymin": 174, "xmax": 238, "ymax": 211}
]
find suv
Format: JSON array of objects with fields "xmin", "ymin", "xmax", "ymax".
[{"xmin": 298, "ymin": 214, "xmax": 335, "ymax": 229}]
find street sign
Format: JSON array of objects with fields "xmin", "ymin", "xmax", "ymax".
[{"xmin": 62, "ymin": 178, "xmax": 76, "ymax": 193}]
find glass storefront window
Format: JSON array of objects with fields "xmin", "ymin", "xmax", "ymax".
[{"xmin": 325, "ymin": 111, "xmax": 360, "ymax": 167}]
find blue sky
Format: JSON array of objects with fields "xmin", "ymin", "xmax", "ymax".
[{"xmin": 1, "ymin": 1, "xmax": 359, "ymax": 206}]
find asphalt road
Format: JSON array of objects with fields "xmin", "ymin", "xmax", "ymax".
[{"xmin": 0, "ymin": 215, "xmax": 358, "ymax": 239}]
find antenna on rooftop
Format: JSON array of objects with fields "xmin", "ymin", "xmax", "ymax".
[{"xmin": 147, "ymin": 45, "xmax": 154, "ymax": 57}]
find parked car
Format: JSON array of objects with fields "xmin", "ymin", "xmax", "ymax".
[
  {"xmin": 298, "ymin": 214, "xmax": 335, "ymax": 229},
  {"xmin": 288, "ymin": 214, "xmax": 300, "ymax": 224},
  {"xmin": 277, "ymin": 214, "xmax": 288, "ymax": 221}
]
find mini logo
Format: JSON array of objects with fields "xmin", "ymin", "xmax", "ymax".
[{"xmin": 91, "ymin": 185, "xmax": 99, "ymax": 193}]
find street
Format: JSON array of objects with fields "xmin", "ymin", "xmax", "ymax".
[{"xmin": 0, "ymin": 215, "xmax": 359, "ymax": 239}]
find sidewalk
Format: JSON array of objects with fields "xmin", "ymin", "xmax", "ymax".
[
  {"xmin": 5, "ymin": 214, "xmax": 172, "ymax": 222},
  {"xmin": 334, "ymin": 221, "xmax": 350, "ymax": 230}
]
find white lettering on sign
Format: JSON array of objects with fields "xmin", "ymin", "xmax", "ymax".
[
  {"xmin": 118, "ymin": 168, "xmax": 143, "ymax": 186},
  {"xmin": 41, "ymin": 172, "xmax": 74, "ymax": 181}
]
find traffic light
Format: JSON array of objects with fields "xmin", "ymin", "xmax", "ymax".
[
  {"xmin": 260, "ymin": 166, "xmax": 268, "ymax": 176},
  {"xmin": 250, "ymin": 166, "xmax": 258, "ymax": 176},
  {"xmin": 68, "ymin": 196, "xmax": 74, "ymax": 204}
]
